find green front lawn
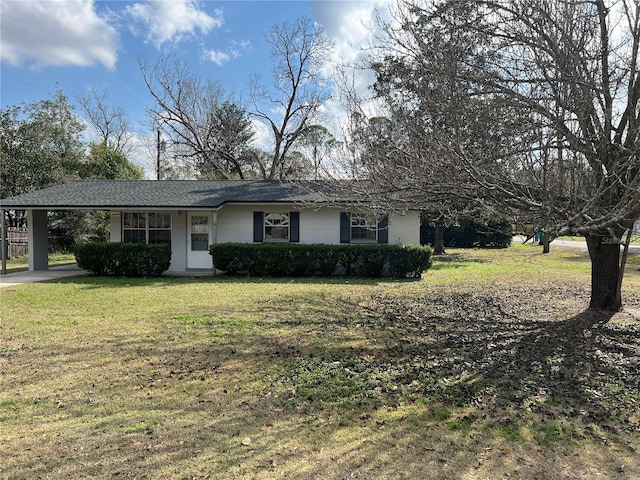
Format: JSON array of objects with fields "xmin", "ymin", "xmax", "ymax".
[{"xmin": 1, "ymin": 245, "xmax": 639, "ymax": 479}]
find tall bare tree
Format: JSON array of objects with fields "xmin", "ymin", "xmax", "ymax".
[
  {"xmin": 347, "ymin": 0, "xmax": 639, "ymax": 311},
  {"xmin": 140, "ymin": 55, "xmax": 256, "ymax": 179},
  {"xmin": 78, "ymin": 88, "xmax": 133, "ymax": 156},
  {"xmin": 249, "ymin": 16, "xmax": 332, "ymax": 179}
]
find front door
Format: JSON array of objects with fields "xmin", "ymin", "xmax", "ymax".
[{"xmin": 187, "ymin": 212, "xmax": 213, "ymax": 269}]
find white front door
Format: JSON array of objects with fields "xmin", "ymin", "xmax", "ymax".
[{"xmin": 187, "ymin": 212, "xmax": 213, "ymax": 269}]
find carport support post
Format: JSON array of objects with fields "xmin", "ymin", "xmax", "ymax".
[
  {"xmin": 27, "ymin": 209, "xmax": 49, "ymax": 271},
  {"xmin": 1, "ymin": 209, "xmax": 6, "ymax": 274}
]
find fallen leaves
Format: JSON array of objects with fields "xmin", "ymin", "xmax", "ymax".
[{"xmin": 266, "ymin": 283, "xmax": 640, "ymax": 439}]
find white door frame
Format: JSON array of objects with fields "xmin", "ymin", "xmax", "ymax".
[{"xmin": 187, "ymin": 211, "xmax": 214, "ymax": 270}]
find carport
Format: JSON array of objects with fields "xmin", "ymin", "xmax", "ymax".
[{"xmin": 1, "ymin": 209, "xmax": 49, "ymax": 274}]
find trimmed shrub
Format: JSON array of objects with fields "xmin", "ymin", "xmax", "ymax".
[
  {"xmin": 209, "ymin": 243, "xmax": 432, "ymax": 278},
  {"xmin": 74, "ymin": 242, "xmax": 171, "ymax": 276},
  {"xmin": 386, "ymin": 244, "xmax": 433, "ymax": 278}
]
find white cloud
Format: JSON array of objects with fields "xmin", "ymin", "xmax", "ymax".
[
  {"xmin": 126, "ymin": 0, "xmax": 223, "ymax": 48},
  {"xmin": 310, "ymin": 0, "xmax": 395, "ymax": 137},
  {"xmin": 0, "ymin": 0, "xmax": 118, "ymax": 69},
  {"xmin": 203, "ymin": 49, "xmax": 231, "ymax": 66},
  {"xmin": 202, "ymin": 40, "xmax": 249, "ymax": 66},
  {"xmin": 312, "ymin": 0, "xmax": 391, "ymax": 66}
]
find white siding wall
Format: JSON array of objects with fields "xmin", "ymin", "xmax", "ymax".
[
  {"xmin": 388, "ymin": 211, "xmax": 420, "ymax": 245},
  {"xmin": 216, "ymin": 205, "xmax": 256, "ymax": 243},
  {"xmin": 299, "ymin": 209, "xmax": 340, "ymax": 244},
  {"xmin": 216, "ymin": 205, "xmax": 341, "ymax": 244},
  {"xmin": 216, "ymin": 205, "xmax": 420, "ymax": 245}
]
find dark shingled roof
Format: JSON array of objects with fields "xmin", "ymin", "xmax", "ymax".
[{"xmin": 0, "ymin": 180, "xmax": 340, "ymax": 210}]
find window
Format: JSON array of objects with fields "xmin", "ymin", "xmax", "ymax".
[
  {"xmin": 148, "ymin": 213, "xmax": 171, "ymax": 245},
  {"xmin": 123, "ymin": 212, "xmax": 147, "ymax": 244},
  {"xmin": 264, "ymin": 213, "xmax": 290, "ymax": 241},
  {"xmin": 123, "ymin": 212, "xmax": 171, "ymax": 245},
  {"xmin": 350, "ymin": 213, "xmax": 378, "ymax": 242},
  {"xmin": 254, "ymin": 211, "xmax": 299, "ymax": 243},
  {"xmin": 340, "ymin": 212, "xmax": 388, "ymax": 244},
  {"xmin": 191, "ymin": 215, "xmax": 209, "ymax": 251}
]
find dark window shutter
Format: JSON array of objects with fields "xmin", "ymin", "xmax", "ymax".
[
  {"xmin": 253, "ymin": 211, "xmax": 264, "ymax": 242},
  {"xmin": 378, "ymin": 215, "xmax": 389, "ymax": 244},
  {"xmin": 289, "ymin": 211, "xmax": 299, "ymax": 243},
  {"xmin": 340, "ymin": 212, "xmax": 350, "ymax": 243}
]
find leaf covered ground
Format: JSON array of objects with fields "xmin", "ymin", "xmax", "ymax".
[{"xmin": 1, "ymin": 245, "xmax": 639, "ymax": 479}]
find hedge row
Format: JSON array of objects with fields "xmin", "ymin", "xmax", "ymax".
[
  {"xmin": 74, "ymin": 242, "xmax": 171, "ymax": 276},
  {"xmin": 209, "ymin": 243, "xmax": 432, "ymax": 278}
]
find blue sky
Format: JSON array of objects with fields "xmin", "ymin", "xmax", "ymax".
[{"xmin": 1, "ymin": 0, "xmax": 391, "ymax": 174}]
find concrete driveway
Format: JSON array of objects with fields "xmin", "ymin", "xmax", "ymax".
[
  {"xmin": 0, "ymin": 265, "xmax": 87, "ymax": 288},
  {"xmin": 516, "ymin": 236, "xmax": 640, "ymax": 254},
  {"xmin": 0, "ymin": 265, "xmax": 212, "ymax": 288}
]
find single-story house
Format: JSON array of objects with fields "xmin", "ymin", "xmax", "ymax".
[{"xmin": 0, "ymin": 180, "xmax": 420, "ymax": 273}]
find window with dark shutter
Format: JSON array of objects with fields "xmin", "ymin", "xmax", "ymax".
[
  {"xmin": 256, "ymin": 211, "xmax": 298, "ymax": 242},
  {"xmin": 341, "ymin": 212, "xmax": 389, "ymax": 244}
]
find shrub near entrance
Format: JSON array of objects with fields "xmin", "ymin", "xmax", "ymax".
[{"xmin": 74, "ymin": 242, "xmax": 171, "ymax": 276}]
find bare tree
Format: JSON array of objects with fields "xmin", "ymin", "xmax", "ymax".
[
  {"xmin": 78, "ymin": 88, "xmax": 133, "ymax": 156},
  {"xmin": 343, "ymin": 0, "xmax": 639, "ymax": 311},
  {"xmin": 470, "ymin": 0, "xmax": 639, "ymax": 311},
  {"xmin": 249, "ymin": 16, "xmax": 333, "ymax": 179},
  {"xmin": 140, "ymin": 55, "xmax": 256, "ymax": 179}
]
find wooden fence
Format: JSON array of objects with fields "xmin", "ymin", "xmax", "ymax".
[{"xmin": 5, "ymin": 227, "xmax": 28, "ymax": 259}]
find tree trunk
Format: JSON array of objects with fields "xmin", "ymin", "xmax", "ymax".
[
  {"xmin": 434, "ymin": 224, "xmax": 445, "ymax": 255},
  {"xmin": 542, "ymin": 233, "xmax": 550, "ymax": 254},
  {"xmin": 585, "ymin": 234, "xmax": 622, "ymax": 311}
]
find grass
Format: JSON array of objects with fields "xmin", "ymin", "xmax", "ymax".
[
  {"xmin": 1, "ymin": 244, "xmax": 639, "ymax": 479},
  {"xmin": 1, "ymin": 252, "xmax": 76, "ymax": 274}
]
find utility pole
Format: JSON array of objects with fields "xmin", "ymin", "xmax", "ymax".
[{"xmin": 156, "ymin": 129, "xmax": 161, "ymax": 181}]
